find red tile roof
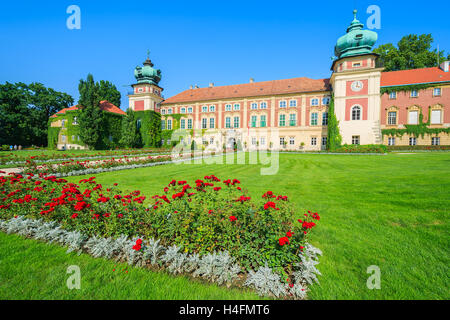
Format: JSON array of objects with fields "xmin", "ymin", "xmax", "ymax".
[
  {"xmin": 381, "ymin": 67, "xmax": 450, "ymax": 87},
  {"xmin": 161, "ymin": 77, "xmax": 331, "ymax": 104},
  {"xmin": 50, "ymin": 100, "xmax": 126, "ymax": 118}
]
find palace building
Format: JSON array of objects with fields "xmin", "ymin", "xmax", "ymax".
[{"xmin": 51, "ymin": 10, "xmax": 450, "ymax": 151}]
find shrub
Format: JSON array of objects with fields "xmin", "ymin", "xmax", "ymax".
[{"xmin": 333, "ymin": 144, "xmax": 387, "ymax": 154}]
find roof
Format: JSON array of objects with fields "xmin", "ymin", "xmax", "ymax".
[
  {"xmin": 161, "ymin": 77, "xmax": 331, "ymax": 104},
  {"xmin": 50, "ymin": 100, "xmax": 126, "ymax": 118},
  {"xmin": 381, "ymin": 67, "xmax": 450, "ymax": 87}
]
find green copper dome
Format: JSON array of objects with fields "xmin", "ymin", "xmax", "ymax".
[
  {"xmin": 334, "ymin": 10, "xmax": 378, "ymax": 59},
  {"xmin": 134, "ymin": 55, "xmax": 162, "ymax": 85}
]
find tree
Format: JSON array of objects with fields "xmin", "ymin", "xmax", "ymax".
[
  {"xmin": 78, "ymin": 74, "xmax": 104, "ymax": 149},
  {"xmin": 326, "ymin": 95, "xmax": 342, "ymax": 151},
  {"xmin": 0, "ymin": 82, "xmax": 73, "ymax": 147},
  {"xmin": 119, "ymin": 108, "xmax": 141, "ymax": 148},
  {"xmin": 373, "ymin": 34, "xmax": 450, "ymax": 71},
  {"xmin": 97, "ymin": 80, "xmax": 121, "ymax": 107}
]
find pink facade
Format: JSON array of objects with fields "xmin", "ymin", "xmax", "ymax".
[{"xmin": 380, "ymin": 86, "xmax": 450, "ymax": 125}]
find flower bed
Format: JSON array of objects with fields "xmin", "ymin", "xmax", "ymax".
[
  {"xmin": 0, "ymin": 171, "xmax": 322, "ymax": 299},
  {"xmin": 387, "ymin": 145, "xmax": 450, "ymax": 151},
  {"xmin": 0, "ymin": 148, "xmax": 170, "ymax": 166}
]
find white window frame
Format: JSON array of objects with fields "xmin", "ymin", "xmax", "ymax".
[
  {"xmin": 289, "ymin": 100, "xmax": 297, "ymax": 107},
  {"xmin": 433, "ymin": 88, "xmax": 442, "ymax": 97},
  {"xmin": 410, "ymin": 90, "xmax": 418, "ymax": 98},
  {"xmin": 311, "ymin": 98, "xmax": 319, "ymax": 106},
  {"xmin": 310, "ymin": 112, "xmax": 318, "ymax": 126},
  {"xmin": 279, "ymin": 101, "xmax": 287, "ymax": 108},
  {"xmin": 260, "ymin": 102, "xmax": 267, "ymax": 109},
  {"xmin": 233, "ymin": 104, "xmax": 241, "ymax": 111},
  {"xmin": 431, "ymin": 109, "xmax": 442, "ymax": 124},
  {"xmin": 408, "ymin": 110, "xmax": 419, "ymax": 124},
  {"xmin": 351, "ymin": 106, "xmax": 361, "ymax": 121},
  {"xmin": 388, "ymin": 137, "xmax": 395, "ymax": 146},
  {"xmin": 209, "ymin": 105, "xmax": 215, "ymax": 112},
  {"xmin": 251, "ymin": 103, "xmax": 258, "ymax": 110},
  {"xmin": 225, "ymin": 104, "xmax": 232, "ymax": 111}
]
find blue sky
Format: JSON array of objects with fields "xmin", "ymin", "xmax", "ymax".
[{"xmin": 1, "ymin": 0, "xmax": 449, "ymax": 109}]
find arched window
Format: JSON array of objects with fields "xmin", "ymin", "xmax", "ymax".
[{"xmin": 352, "ymin": 106, "xmax": 361, "ymax": 120}]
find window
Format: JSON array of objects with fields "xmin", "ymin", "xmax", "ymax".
[
  {"xmin": 410, "ymin": 90, "xmax": 418, "ymax": 98},
  {"xmin": 322, "ymin": 112, "xmax": 328, "ymax": 126},
  {"xmin": 289, "ymin": 100, "xmax": 297, "ymax": 107},
  {"xmin": 233, "ymin": 116, "xmax": 240, "ymax": 128},
  {"xmin": 260, "ymin": 102, "xmax": 267, "ymax": 109},
  {"xmin": 431, "ymin": 110, "xmax": 442, "ymax": 124},
  {"xmin": 389, "ymin": 92, "xmax": 397, "ymax": 100},
  {"xmin": 353, "ymin": 62, "xmax": 361, "ymax": 67},
  {"xmin": 289, "ymin": 114, "xmax": 296, "ymax": 126},
  {"xmin": 322, "ymin": 137, "xmax": 327, "ymax": 146},
  {"xmin": 408, "ymin": 110, "xmax": 418, "ymax": 124},
  {"xmin": 180, "ymin": 108, "xmax": 186, "ymax": 114},
  {"xmin": 61, "ymin": 135, "xmax": 66, "ymax": 143},
  {"xmin": 388, "ymin": 111, "xmax": 397, "ymax": 125},
  {"xmin": 188, "ymin": 107, "xmax": 193, "ymax": 113},
  {"xmin": 161, "ymin": 139, "xmax": 165, "ymax": 145},
  {"xmin": 279, "ymin": 101, "xmax": 287, "ymax": 108},
  {"xmin": 311, "ymin": 99, "xmax": 319, "ymax": 106},
  {"xmin": 251, "ymin": 103, "xmax": 258, "ymax": 110},
  {"xmin": 202, "ymin": 106, "xmax": 208, "ymax": 112},
  {"xmin": 209, "ymin": 118, "xmax": 215, "ymax": 128},
  {"xmin": 167, "ymin": 119, "xmax": 172, "ymax": 130},
  {"xmin": 234, "ymin": 104, "xmax": 240, "ymax": 111},
  {"xmin": 167, "ymin": 139, "xmax": 171, "ymax": 145},
  {"xmin": 409, "ymin": 137, "xmax": 417, "ymax": 146},
  {"xmin": 251, "ymin": 137, "xmax": 257, "ymax": 145},
  {"xmin": 202, "ymin": 118, "xmax": 207, "ymax": 129},
  {"xmin": 433, "ymin": 88, "xmax": 442, "ymax": 97},
  {"xmin": 432, "ymin": 137, "xmax": 440, "ymax": 145},
  {"xmin": 168, "ymin": 109, "xmax": 173, "ymax": 114},
  {"xmin": 225, "ymin": 117, "xmax": 231, "ymax": 128},
  {"xmin": 225, "ymin": 104, "xmax": 232, "ymax": 111},
  {"xmin": 260, "ymin": 115, "xmax": 267, "ymax": 127},
  {"xmin": 210, "ymin": 137, "xmax": 214, "ymax": 144},
  {"xmin": 77, "ymin": 136, "xmax": 80, "ymax": 141},
  {"xmin": 352, "ymin": 106, "xmax": 361, "ymax": 120},
  {"xmin": 161, "ymin": 120, "xmax": 165, "ymax": 130},
  {"xmin": 289, "ymin": 137, "xmax": 295, "ymax": 145},
  {"xmin": 72, "ymin": 117, "xmax": 78, "ymax": 125},
  {"xmin": 187, "ymin": 119, "xmax": 193, "ymax": 129},
  {"xmin": 180, "ymin": 119, "xmax": 186, "ymax": 129},
  {"xmin": 61, "ymin": 119, "xmax": 66, "ymax": 128},
  {"xmin": 251, "ymin": 115, "xmax": 257, "ymax": 128},
  {"xmin": 161, "ymin": 109, "xmax": 166, "ymax": 115},
  {"xmin": 388, "ymin": 137, "xmax": 395, "ymax": 146},
  {"xmin": 280, "ymin": 137, "xmax": 285, "ymax": 146},
  {"xmin": 311, "ymin": 137, "xmax": 317, "ymax": 146},
  {"xmin": 322, "ymin": 97, "xmax": 330, "ymax": 105},
  {"xmin": 352, "ymin": 135, "xmax": 360, "ymax": 145},
  {"xmin": 209, "ymin": 105, "xmax": 215, "ymax": 112},
  {"xmin": 71, "ymin": 135, "xmax": 75, "ymax": 142},
  {"xmin": 310, "ymin": 113, "xmax": 318, "ymax": 125},
  {"xmin": 279, "ymin": 114, "xmax": 286, "ymax": 127},
  {"xmin": 260, "ymin": 137, "xmax": 265, "ymax": 145},
  {"xmin": 136, "ymin": 119, "xmax": 142, "ymax": 130}
]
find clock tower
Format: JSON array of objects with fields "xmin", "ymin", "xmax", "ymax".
[{"xmin": 330, "ymin": 10, "xmax": 384, "ymax": 145}]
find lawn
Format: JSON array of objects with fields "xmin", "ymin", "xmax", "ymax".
[{"xmin": 1, "ymin": 152, "xmax": 449, "ymax": 299}]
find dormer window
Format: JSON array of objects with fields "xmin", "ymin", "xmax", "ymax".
[
  {"xmin": 389, "ymin": 92, "xmax": 397, "ymax": 100},
  {"xmin": 353, "ymin": 62, "xmax": 361, "ymax": 68},
  {"xmin": 411, "ymin": 90, "xmax": 418, "ymax": 98}
]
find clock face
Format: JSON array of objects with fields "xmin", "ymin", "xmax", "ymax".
[{"xmin": 351, "ymin": 80, "xmax": 364, "ymax": 92}]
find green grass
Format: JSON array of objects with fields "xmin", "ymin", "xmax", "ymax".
[
  {"xmin": 1, "ymin": 152, "xmax": 449, "ymax": 299},
  {"xmin": 0, "ymin": 232, "xmax": 262, "ymax": 299}
]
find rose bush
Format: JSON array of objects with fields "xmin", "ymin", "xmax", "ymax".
[{"xmin": 0, "ymin": 171, "xmax": 320, "ymax": 280}]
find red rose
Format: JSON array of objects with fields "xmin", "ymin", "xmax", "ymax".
[
  {"xmin": 229, "ymin": 216, "xmax": 237, "ymax": 222},
  {"xmin": 279, "ymin": 237, "xmax": 290, "ymax": 246}
]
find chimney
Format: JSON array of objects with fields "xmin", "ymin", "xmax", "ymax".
[
  {"xmin": 250, "ymin": 78, "xmax": 254, "ymax": 83},
  {"xmin": 209, "ymin": 82, "xmax": 214, "ymax": 88},
  {"xmin": 189, "ymin": 85, "xmax": 193, "ymax": 90},
  {"xmin": 440, "ymin": 61, "xmax": 449, "ymax": 72}
]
